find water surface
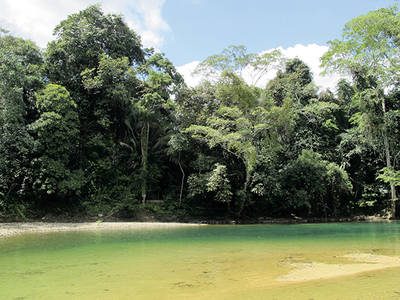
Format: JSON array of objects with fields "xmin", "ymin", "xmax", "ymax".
[{"xmin": 1, "ymin": 222, "xmax": 400, "ymax": 299}]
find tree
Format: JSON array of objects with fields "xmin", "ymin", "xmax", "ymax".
[
  {"xmin": 45, "ymin": 4, "xmax": 145, "ymax": 170},
  {"xmin": 266, "ymin": 58, "xmax": 317, "ymax": 107},
  {"xmin": 30, "ymin": 84, "xmax": 82, "ymax": 200},
  {"xmin": 214, "ymin": 71, "xmax": 261, "ymax": 112},
  {"xmin": 293, "ymin": 99, "xmax": 342, "ymax": 161},
  {"xmin": 186, "ymin": 106, "xmax": 257, "ymax": 216},
  {"xmin": 44, "ymin": 5, "xmax": 147, "ymax": 211},
  {"xmin": 281, "ymin": 149, "xmax": 352, "ymax": 217},
  {"xmin": 46, "ymin": 4, "xmax": 144, "ymax": 92},
  {"xmin": 378, "ymin": 167, "xmax": 400, "ymax": 187},
  {"xmin": 167, "ymin": 133, "xmax": 190, "ymax": 206},
  {"xmin": 321, "ymin": 5, "xmax": 400, "ymax": 217},
  {"xmin": 185, "ymin": 101, "xmax": 297, "ymax": 216},
  {"xmin": 187, "ymin": 162, "xmax": 233, "ymax": 204},
  {"xmin": 133, "ymin": 51, "xmax": 183, "ymax": 205},
  {"xmin": 0, "ymin": 33, "xmax": 42, "ymax": 215},
  {"xmin": 195, "ymin": 45, "xmax": 283, "ymax": 86}
]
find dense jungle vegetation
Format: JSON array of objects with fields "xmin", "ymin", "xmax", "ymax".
[{"xmin": 1, "ymin": 4, "xmax": 400, "ymax": 221}]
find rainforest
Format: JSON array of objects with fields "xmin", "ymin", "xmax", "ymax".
[{"xmin": 1, "ymin": 4, "xmax": 400, "ymax": 222}]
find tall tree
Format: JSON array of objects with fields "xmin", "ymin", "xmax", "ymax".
[
  {"xmin": 134, "ymin": 51, "xmax": 183, "ymax": 204},
  {"xmin": 45, "ymin": 5, "xmax": 146, "ymax": 210},
  {"xmin": 322, "ymin": 5, "xmax": 400, "ymax": 217},
  {"xmin": 186, "ymin": 106, "xmax": 257, "ymax": 216},
  {"xmin": 266, "ymin": 58, "xmax": 316, "ymax": 107},
  {"xmin": 0, "ymin": 32, "xmax": 42, "ymax": 215},
  {"xmin": 46, "ymin": 4, "xmax": 144, "ymax": 92},
  {"xmin": 30, "ymin": 84, "xmax": 81, "ymax": 201},
  {"xmin": 45, "ymin": 4, "xmax": 145, "ymax": 165},
  {"xmin": 195, "ymin": 45, "xmax": 283, "ymax": 85}
]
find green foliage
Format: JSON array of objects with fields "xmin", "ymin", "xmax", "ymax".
[
  {"xmin": 46, "ymin": 5, "xmax": 144, "ymax": 90},
  {"xmin": 215, "ymin": 71, "xmax": 259, "ymax": 112},
  {"xmin": 322, "ymin": 4, "xmax": 400, "ymax": 217},
  {"xmin": 321, "ymin": 5, "xmax": 400, "ymax": 87},
  {"xmin": 195, "ymin": 45, "xmax": 283, "ymax": 85},
  {"xmin": 281, "ymin": 150, "xmax": 352, "ymax": 217},
  {"xmin": 195, "ymin": 45, "xmax": 255, "ymax": 76},
  {"xmin": 205, "ymin": 164, "xmax": 233, "ymax": 203},
  {"xmin": 30, "ymin": 84, "xmax": 82, "ymax": 198},
  {"xmin": 186, "ymin": 106, "xmax": 257, "ymax": 187},
  {"xmin": 1, "ymin": 4, "xmax": 397, "ymax": 220},
  {"xmin": 378, "ymin": 167, "xmax": 400, "ymax": 187},
  {"xmin": 266, "ymin": 58, "xmax": 317, "ymax": 106},
  {"xmin": 187, "ymin": 163, "xmax": 232, "ymax": 204},
  {"xmin": 0, "ymin": 33, "xmax": 42, "ymax": 212},
  {"xmin": 293, "ymin": 99, "xmax": 341, "ymax": 160}
]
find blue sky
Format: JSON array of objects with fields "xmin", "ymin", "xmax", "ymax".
[
  {"xmin": 0, "ymin": 0, "xmax": 396, "ymax": 89},
  {"xmin": 162, "ymin": 0, "xmax": 395, "ymax": 65}
]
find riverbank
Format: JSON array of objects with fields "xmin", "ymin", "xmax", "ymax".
[
  {"xmin": 0, "ymin": 222, "xmax": 204, "ymax": 238},
  {"xmin": 0, "ymin": 215, "xmax": 392, "ymax": 238}
]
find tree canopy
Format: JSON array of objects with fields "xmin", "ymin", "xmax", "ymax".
[{"xmin": 0, "ymin": 4, "xmax": 399, "ymax": 221}]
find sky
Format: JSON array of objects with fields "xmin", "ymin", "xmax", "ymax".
[{"xmin": 0, "ymin": 0, "xmax": 396, "ymax": 91}]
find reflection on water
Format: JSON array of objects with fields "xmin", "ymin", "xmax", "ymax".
[{"xmin": 1, "ymin": 222, "xmax": 400, "ymax": 299}]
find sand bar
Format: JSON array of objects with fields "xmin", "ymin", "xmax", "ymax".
[
  {"xmin": 277, "ymin": 253, "xmax": 400, "ymax": 282},
  {"xmin": 0, "ymin": 222, "xmax": 204, "ymax": 238}
]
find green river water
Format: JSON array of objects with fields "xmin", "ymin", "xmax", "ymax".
[{"xmin": 1, "ymin": 223, "xmax": 400, "ymax": 299}]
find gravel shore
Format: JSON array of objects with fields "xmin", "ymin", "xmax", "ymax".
[{"xmin": 0, "ymin": 222, "xmax": 203, "ymax": 238}]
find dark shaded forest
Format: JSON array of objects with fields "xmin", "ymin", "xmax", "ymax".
[{"xmin": 1, "ymin": 5, "xmax": 400, "ymax": 222}]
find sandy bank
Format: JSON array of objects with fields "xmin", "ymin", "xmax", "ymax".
[
  {"xmin": 277, "ymin": 253, "xmax": 400, "ymax": 282},
  {"xmin": 0, "ymin": 222, "xmax": 204, "ymax": 238}
]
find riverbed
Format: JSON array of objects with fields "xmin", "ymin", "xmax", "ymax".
[{"xmin": 1, "ymin": 222, "xmax": 400, "ymax": 299}]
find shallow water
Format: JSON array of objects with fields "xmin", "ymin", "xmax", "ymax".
[{"xmin": 1, "ymin": 223, "xmax": 400, "ymax": 299}]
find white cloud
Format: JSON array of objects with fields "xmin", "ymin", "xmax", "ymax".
[
  {"xmin": 178, "ymin": 44, "xmax": 346, "ymax": 93},
  {"xmin": 0, "ymin": 0, "xmax": 169, "ymax": 49},
  {"xmin": 176, "ymin": 61, "xmax": 202, "ymax": 87},
  {"xmin": 277, "ymin": 43, "xmax": 344, "ymax": 92}
]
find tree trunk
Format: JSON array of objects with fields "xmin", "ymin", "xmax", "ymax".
[
  {"xmin": 141, "ymin": 121, "xmax": 150, "ymax": 206},
  {"xmin": 381, "ymin": 94, "xmax": 397, "ymax": 218},
  {"xmin": 383, "ymin": 132, "xmax": 397, "ymax": 217},
  {"xmin": 236, "ymin": 169, "xmax": 250, "ymax": 218},
  {"xmin": 178, "ymin": 153, "xmax": 185, "ymax": 206}
]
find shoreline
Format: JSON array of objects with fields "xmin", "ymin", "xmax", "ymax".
[
  {"xmin": 0, "ymin": 222, "xmax": 204, "ymax": 239},
  {"xmin": 0, "ymin": 214, "xmax": 392, "ymax": 225},
  {"xmin": 0, "ymin": 215, "xmax": 394, "ymax": 239}
]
